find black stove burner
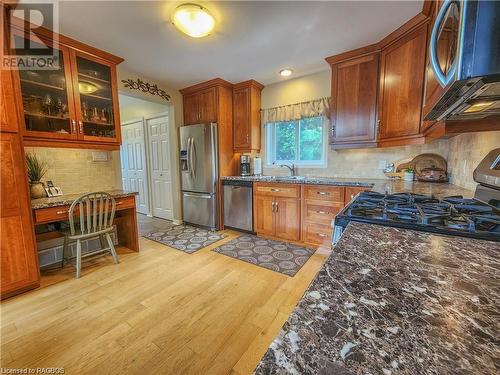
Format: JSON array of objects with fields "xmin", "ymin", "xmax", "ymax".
[{"xmin": 339, "ymin": 192, "xmax": 500, "ymax": 242}]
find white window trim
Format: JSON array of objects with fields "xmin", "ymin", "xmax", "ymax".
[{"xmin": 265, "ymin": 116, "xmax": 328, "ymax": 169}]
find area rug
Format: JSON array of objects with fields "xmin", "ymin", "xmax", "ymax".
[
  {"xmin": 212, "ymin": 235, "xmax": 314, "ymax": 276},
  {"xmin": 143, "ymin": 224, "xmax": 227, "ymax": 254}
]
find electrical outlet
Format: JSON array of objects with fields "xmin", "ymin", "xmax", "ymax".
[{"xmin": 92, "ymin": 151, "xmax": 109, "ymax": 162}]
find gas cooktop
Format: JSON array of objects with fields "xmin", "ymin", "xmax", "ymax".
[{"xmin": 334, "ymin": 191, "xmax": 500, "ymax": 242}]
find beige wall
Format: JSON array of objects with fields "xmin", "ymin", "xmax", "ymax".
[
  {"xmin": 119, "ymin": 94, "xmax": 169, "ymax": 123},
  {"xmin": 25, "ymin": 147, "xmax": 121, "ymax": 195},
  {"xmin": 117, "ymin": 66, "xmax": 184, "ymax": 129},
  {"xmin": 260, "ymin": 70, "xmax": 449, "ymax": 179},
  {"xmin": 262, "ymin": 70, "xmax": 331, "ymax": 109},
  {"xmin": 447, "ymin": 131, "xmax": 500, "ymax": 191}
]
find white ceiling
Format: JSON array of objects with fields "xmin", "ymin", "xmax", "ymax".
[{"xmin": 57, "ymin": 1, "xmax": 423, "ymax": 89}]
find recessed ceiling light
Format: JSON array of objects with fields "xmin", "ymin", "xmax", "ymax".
[
  {"xmin": 280, "ymin": 69, "xmax": 293, "ymax": 77},
  {"xmin": 172, "ymin": 3, "xmax": 215, "ymax": 38}
]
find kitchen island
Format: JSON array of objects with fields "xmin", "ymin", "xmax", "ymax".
[{"xmin": 254, "ymin": 222, "xmax": 499, "ymax": 375}]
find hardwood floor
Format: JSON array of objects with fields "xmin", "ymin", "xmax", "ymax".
[{"xmin": 1, "ymin": 225, "xmax": 330, "ymax": 375}]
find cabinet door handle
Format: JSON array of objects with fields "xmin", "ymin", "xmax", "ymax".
[
  {"xmin": 71, "ymin": 119, "xmax": 76, "ymax": 134},
  {"xmin": 271, "ymin": 201, "xmax": 275, "ymax": 212},
  {"xmin": 317, "ymin": 191, "xmax": 329, "ymax": 195},
  {"xmin": 275, "ymin": 202, "xmax": 279, "ymax": 212},
  {"xmin": 78, "ymin": 120, "xmax": 83, "ymax": 134},
  {"xmin": 246, "ymin": 133, "xmax": 249, "ymax": 143},
  {"xmin": 377, "ymin": 120, "xmax": 382, "ymax": 135},
  {"xmin": 316, "ymin": 210, "xmax": 329, "ymax": 215},
  {"xmin": 317, "ymin": 233, "xmax": 327, "ymax": 238}
]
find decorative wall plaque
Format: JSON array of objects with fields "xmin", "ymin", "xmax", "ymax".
[{"xmin": 121, "ymin": 78, "xmax": 171, "ymax": 101}]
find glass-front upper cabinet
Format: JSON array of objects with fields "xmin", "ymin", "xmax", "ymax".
[
  {"xmin": 72, "ymin": 52, "xmax": 120, "ymax": 143},
  {"xmin": 11, "ymin": 34, "xmax": 77, "ymax": 140}
]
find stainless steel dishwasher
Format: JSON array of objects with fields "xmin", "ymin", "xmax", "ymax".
[{"xmin": 223, "ymin": 180, "xmax": 254, "ymax": 233}]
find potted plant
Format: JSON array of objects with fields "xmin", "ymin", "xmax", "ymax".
[
  {"xmin": 26, "ymin": 152, "xmax": 48, "ymax": 199},
  {"xmin": 404, "ymin": 167, "xmax": 415, "ymax": 182}
]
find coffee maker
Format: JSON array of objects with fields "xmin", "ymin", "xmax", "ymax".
[{"xmin": 240, "ymin": 155, "xmax": 251, "ymax": 176}]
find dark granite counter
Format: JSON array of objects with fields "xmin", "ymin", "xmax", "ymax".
[
  {"xmin": 221, "ymin": 176, "xmax": 474, "ymax": 198},
  {"xmin": 255, "ymin": 222, "xmax": 499, "ymax": 375},
  {"xmin": 31, "ymin": 189, "xmax": 138, "ymax": 209}
]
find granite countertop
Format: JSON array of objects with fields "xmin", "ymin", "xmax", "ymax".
[
  {"xmin": 255, "ymin": 222, "xmax": 499, "ymax": 375},
  {"xmin": 221, "ymin": 176, "xmax": 474, "ymax": 198},
  {"xmin": 31, "ymin": 189, "xmax": 138, "ymax": 209}
]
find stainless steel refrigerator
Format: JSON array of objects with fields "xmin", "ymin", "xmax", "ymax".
[{"xmin": 179, "ymin": 123, "xmax": 218, "ymax": 230}]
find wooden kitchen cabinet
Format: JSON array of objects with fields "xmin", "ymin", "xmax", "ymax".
[
  {"xmin": 254, "ymin": 195, "xmax": 276, "ymax": 237},
  {"xmin": 325, "ymin": 14, "xmax": 432, "ymax": 149},
  {"xmin": 183, "ymin": 92, "xmax": 200, "ymax": 125},
  {"xmin": 233, "ymin": 80, "xmax": 264, "ymax": 152},
  {"xmin": 1, "ymin": 11, "xmax": 40, "ymax": 299},
  {"xmin": 182, "ymin": 87, "xmax": 217, "ymax": 125},
  {"xmin": 378, "ymin": 21, "xmax": 428, "ymax": 145},
  {"xmin": 274, "ymin": 198, "xmax": 301, "ymax": 242},
  {"xmin": 252, "ymin": 183, "xmax": 371, "ymax": 248},
  {"xmin": 199, "ymin": 87, "xmax": 217, "ymax": 123},
  {"xmin": 301, "ymin": 185, "xmax": 344, "ymax": 247},
  {"xmin": 327, "ymin": 47, "xmax": 379, "ymax": 149},
  {"xmin": 9, "ymin": 17, "xmax": 123, "ymax": 150},
  {"xmin": 253, "ymin": 183, "xmax": 301, "ymax": 242},
  {"xmin": 344, "ymin": 186, "xmax": 367, "ymax": 205}
]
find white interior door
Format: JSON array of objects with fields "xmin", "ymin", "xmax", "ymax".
[
  {"xmin": 146, "ymin": 115, "xmax": 173, "ymax": 220},
  {"xmin": 120, "ymin": 120, "xmax": 149, "ymax": 215}
]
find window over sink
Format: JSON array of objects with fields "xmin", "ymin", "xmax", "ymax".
[{"xmin": 266, "ymin": 116, "xmax": 327, "ymax": 167}]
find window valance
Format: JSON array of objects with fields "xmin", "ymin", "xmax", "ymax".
[{"xmin": 260, "ymin": 97, "xmax": 330, "ymax": 125}]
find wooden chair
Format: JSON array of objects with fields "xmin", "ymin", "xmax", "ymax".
[{"xmin": 62, "ymin": 192, "xmax": 119, "ymax": 278}]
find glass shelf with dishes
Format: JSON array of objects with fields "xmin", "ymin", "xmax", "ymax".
[
  {"xmin": 74, "ymin": 55, "xmax": 118, "ymax": 140},
  {"xmin": 13, "ymin": 34, "xmax": 76, "ymax": 138}
]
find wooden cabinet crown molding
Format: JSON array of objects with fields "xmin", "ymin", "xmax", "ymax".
[
  {"xmin": 233, "ymin": 79, "xmax": 264, "ymax": 91},
  {"xmin": 379, "ymin": 13, "xmax": 429, "ymax": 49},
  {"xmin": 179, "ymin": 78, "xmax": 233, "ymax": 95},
  {"xmin": 325, "ymin": 42, "xmax": 380, "ymax": 65}
]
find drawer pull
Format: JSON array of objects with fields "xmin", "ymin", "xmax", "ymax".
[
  {"xmin": 316, "ymin": 210, "xmax": 329, "ymax": 215},
  {"xmin": 117, "ymin": 201, "xmax": 123, "ymax": 205},
  {"xmin": 270, "ymin": 188, "xmax": 280, "ymax": 192},
  {"xmin": 317, "ymin": 191, "xmax": 330, "ymax": 195},
  {"xmin": 56, "ymin": 210, "xmax": 68, "ymax": 215},
  {"xmin": 317, "ymin": 233, "xmax": 327, "ymax": 237}
]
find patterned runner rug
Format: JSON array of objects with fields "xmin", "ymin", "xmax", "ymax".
[
  {"xmin": 212, "ymin": 235, "xmax": 314, "ymax": 276},
  {"xmin": 143, "ymin": 224, "xmax": 226, "ymax": 254}
]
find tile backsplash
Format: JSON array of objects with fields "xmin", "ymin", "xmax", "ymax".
[
  {"xmin": 447, "ymin": 131, "xmax": 500, "ymax": 191},
  {"xmin": 25, "ymin": 147, "xmax": 121, "ymax": 195},
  {"xmin": 262, "ymin": 136, "xmax": 450, "ymax": 179}
]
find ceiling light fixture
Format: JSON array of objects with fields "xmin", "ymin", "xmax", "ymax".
[
  {"xmin": 280, "ymin": 69, "xmax": 293, "ymax": 77},
  {"xmin": 172, "ymin": 3, "xmax": 215, "ymax": 38}
]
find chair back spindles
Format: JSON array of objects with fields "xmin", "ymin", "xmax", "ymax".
[{"xmin": 68, "ymin": 192, "xmax": 116, "ymax": 236}]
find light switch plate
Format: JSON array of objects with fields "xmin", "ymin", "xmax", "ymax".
[{"xmin": 92, "ymin": 151, "xmax": 109, "ymax": 162}]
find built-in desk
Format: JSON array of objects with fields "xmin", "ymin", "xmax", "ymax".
[{"xmin": 31, "ymin": 190, "xmax": 140, "ymax": 252}]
